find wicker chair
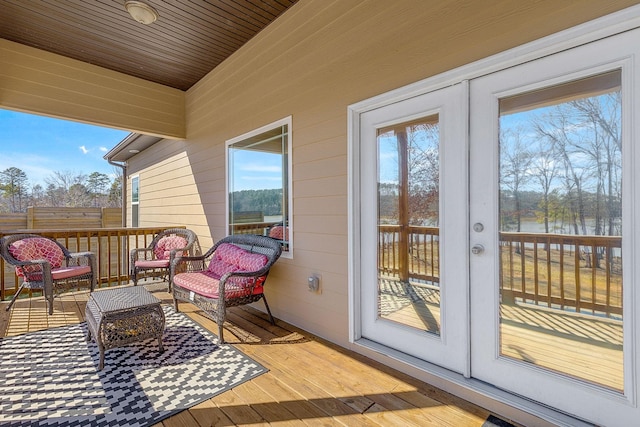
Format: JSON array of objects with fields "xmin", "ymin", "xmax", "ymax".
[
  {"xmin": 0, "ymin": 233, "xmax": 97, "ymax": 315},
  {"xmin": 171, "ymin": 234, "xmax": 282, "ymax": 343},
  {"xmin": 130, "ymin": 228, "xmax": 199, "ymax": 290}
]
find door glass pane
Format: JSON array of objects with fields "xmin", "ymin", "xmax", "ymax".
[
  {"xmin": 498, "ymin": 70, "xmax": 623, "ymax": 391},
  {"xmin": 377, "ymin": 115, "xmax": 441, "ymax": 334}
]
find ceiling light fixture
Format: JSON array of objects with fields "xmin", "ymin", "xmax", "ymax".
[{"xmin": 124, "ymin": 1, "xmax": 158, "ymax": 25}]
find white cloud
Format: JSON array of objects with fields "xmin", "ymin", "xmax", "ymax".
[
  {"xmin": 99, "ymin": 146, "xmax": 108, "ymax": 152},
  {"xmin": 240, "ymin": 163, "xmax": 281, "ymax": 173},
  {"xmin": 79, "ymin": 145, "xmax": 89, "ymax": 154}
]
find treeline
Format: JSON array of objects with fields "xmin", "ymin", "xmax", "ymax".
[
  {"xmin": 500, "ymin": 92, "xmax": 621, "ymax": 237},
  {"xmin": 230, "ymin": 189, "xmax": 283, "ymax": 217},
  {"xmin": 0, "ymin": 167, "xmax": 122, "ymax": 213}
]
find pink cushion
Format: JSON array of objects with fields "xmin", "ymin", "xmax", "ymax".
[
  {"xmin": 268, "ymin": 225, "xmax": 289, "ymax": 240},
  {"xmin": 18, "ymin": 265, "xmax": 91, "ymax": 282},
  {"xmin": 212, "ymin": 243, "xmax": 268, "ymax": 272},
  {"xmin": 51, "ymin": 265, "xmax": 92, "ymax": 280},
  {"xmin": 10, "ymin": 237, "xmax": 66, "ymax": 278},
  {"xmin": 207, "ymin": 260, "xmax": 240, "ymax": 277},
  {"xmin": 173, "ymin": 271, "xmax": 265, "ymax": 299},
  {"xmin": 135, "ymin": 259, "xmax": 170, "ymax": 268},
  {"xmin": 9, "ymin": 238, "xmax": 64, "ymax": 268},
  {"xmin": 153, "ymin": 235, "xmax": 188, "ymax": 260},
  {"xmin": 176, "ymin": 243, "xmax": 269, "ymax": 300}
]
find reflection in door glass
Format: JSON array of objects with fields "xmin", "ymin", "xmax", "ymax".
[
  {"xmin": 377, "ymin": 116, "xmax": 441, "ymax": 335},
  {"xmin": 498, "ymin": 71, "xmax": 623, "ymax": 391}
]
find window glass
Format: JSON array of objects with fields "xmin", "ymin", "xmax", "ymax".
[
  {"xmin": 498, "ymin": 70, "xmax": 623, "ymax": 391},
  {"xmin": 227, "ymin": 117, "xmax": 292, "ymax": 255},
  {"xmin": 377, "ymin": 115, "xmax": 441, "ymax": 335},
  {"xmin": 131, "ymin": 175, "xmax": 139, "ymax": 227}
]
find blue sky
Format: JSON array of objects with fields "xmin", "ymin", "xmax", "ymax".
[{"xmin": 0, "ymin": 109, "xmax": 130, "ymax": 187}]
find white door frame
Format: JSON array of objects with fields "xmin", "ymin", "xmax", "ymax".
[
  {"xmin": 469, "ymin": 30, "xmax": 638, "ymax": 424},
  {"xmin": 357, "ymin": 82, "xmax": 470, "ymax": 375},
  {"xmin": 348, "ymin": 5, "xmax": 640, "ymax": 426}
]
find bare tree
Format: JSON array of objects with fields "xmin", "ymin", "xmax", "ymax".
[
  {"xmin": 499, "ymin": 126, "xmax": 533, "ymax": 232},
  {"xmin": 407, "ymin": 123, "xmax": 439, "ymax": 226}
]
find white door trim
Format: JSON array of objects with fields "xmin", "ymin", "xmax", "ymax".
[{"xmin": 347, "ymin": 4, "xmax": 640, "ymax": 426}]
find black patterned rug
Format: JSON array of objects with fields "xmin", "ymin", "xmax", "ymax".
[{"xmin": 0, "ymin": 306, "xmax": 267, "ymax": 426}]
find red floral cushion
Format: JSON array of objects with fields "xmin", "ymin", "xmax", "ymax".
[
  {"xmin": 212, "ymin": 243, "xmax": 268, "ymax": 272},
  {"xmin": 173, "ymin": 271, "xmax": 265, "ymax": 299},
  {"xmin": 268, "ymin": 225, "xmax": 289, "ymax": 240},
  {"xmin": 153, "ymin": 235, "xmax": 188, "ymax": 260},
  {"xmin": 9, "ymin": 237, "xmax": 65, "ymax": 279},
  {"xmin": 207, "ymin": 259, "xmax": 240, "ymax": 278},
  {"xmin": 175, "ymin": 243, "xmax": 270, "ymax": 299}
]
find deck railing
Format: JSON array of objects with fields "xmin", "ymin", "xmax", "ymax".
[
  {"xmin": 500, "ymin": 232, "xmax": 622, "ymax": 317},
  {"xmin": 378, "ymin": 225, "xmax": 440, "ymax": 283},
  {"xmin": 2, "ymin": 226, "xmax": 623, "ymax": 317},
  {"xmin": 0, "ymin": 227, "xmax": 184, "ymax": 301},
  {"xmin": 378, "ymin": 226, "xmax": 623, "ymax": 317}
]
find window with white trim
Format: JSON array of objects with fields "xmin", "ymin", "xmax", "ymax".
[
  {"xmin": 226, "ymin": 117, "xmax": 293, "ymax": 257},
  {"xmin": 131, "ymin": 175, "xmax": 139, "ymax": 227}
]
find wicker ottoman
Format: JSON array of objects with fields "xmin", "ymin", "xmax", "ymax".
[{"xmin": 85, "ymin": 286, "xmax": 165, "ymax": 370}]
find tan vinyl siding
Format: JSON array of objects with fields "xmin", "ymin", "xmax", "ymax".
[
  {"xmin": 126, "ymin": 144, "xmax": 215, "ymax": 248},
  {"xmin": 177, "ymin": 0, "xmax": 639, "ymax": 344},
  {"xmin": 0, "ymin": 39, "xmax": 185, "ymax": 138}
]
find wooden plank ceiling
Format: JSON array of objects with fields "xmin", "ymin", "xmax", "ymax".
[{"xmin": 0, "ymin": 0, "xmax": 298, "ymax": 91}]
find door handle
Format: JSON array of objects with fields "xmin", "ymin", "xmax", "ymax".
[{"xmin": 471, "ymin": 244, "xmax": 485, "ymax": 255}]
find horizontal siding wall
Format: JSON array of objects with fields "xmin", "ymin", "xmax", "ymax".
[
  {"xmin": 131, "ymin": 0, "xmax": 637, "ymax": 345},
  {"xmin": 126, "ymin": 141, "xmax": 214, "ymax": 249},
  {"xmin": 0, "ymin": 39, "xmax": 185, "ymax": 139}
]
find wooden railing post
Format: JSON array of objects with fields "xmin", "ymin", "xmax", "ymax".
[{"xmin": 26, "ymin": 207, "xmax": 34, "ymax": 229}]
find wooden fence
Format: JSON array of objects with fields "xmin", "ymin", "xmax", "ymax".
[{"xmin": 0, "ymin": 207, "xmax": 122, "ymax": 230}]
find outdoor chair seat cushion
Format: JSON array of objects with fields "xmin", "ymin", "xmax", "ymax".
[
  {"xmin": 173, "ymin": 271, "xmax": 265, "ymax": 299},
  {"xmin": 13, "ymin": 266, "xmax": 92, "ymax": 283},
  {"xmin": 134, "ymin": 259, "xmax": 171, "ymax": 268},
  {"xmin": 9, "ymin": 237, "xmax": 65, "ymax": 278},
  {"xmin": 51, "ymin": 265, "xmax": 92, "ymax": 280},
  {"xmin": 153, "ymin": 235, "xmax": 189, "ymax": 260},
  {"xmin": 173, "ymin": 243, "xmax": 269, "ymax": 299}
]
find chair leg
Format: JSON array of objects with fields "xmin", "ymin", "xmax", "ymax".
[
  {"xmin": 262, "ymin": 295, "xmax": 275, "ymax": 325},
  {"xmin": 218, "ymin": 322, "xmax": 225, "ymax": 344},
  {"xmin": 5, "ymin": 283, "xmax": 26, "ymax": 312}
]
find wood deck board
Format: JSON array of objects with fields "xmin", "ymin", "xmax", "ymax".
[{"xmin": 0, "ymin": 284, "xmax": 511, "ymax": 427}]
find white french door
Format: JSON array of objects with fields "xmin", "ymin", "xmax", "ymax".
[
  {"xmin": 469, "ymin": 29, "xmax": 639, "ymax": 425},
  {"xmin": 358, "ymin": 83, "xmax": 469, "ymax": 374},
  {"xmin": 355, "ymin": 24, "xmax": 640, "ymax": 426}
]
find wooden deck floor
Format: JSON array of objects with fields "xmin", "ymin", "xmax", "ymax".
[{"xmin": 0, "ymin": 283, "xmax": 513, "ymax": 427}]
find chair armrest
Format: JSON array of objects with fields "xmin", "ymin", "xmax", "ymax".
[
  {"xmin": 130, "ymin": 247, "xmax": 154, "ymax": 262},
  {"xmin": 67, "ymin": 251, "xmax": 95, "ymax": 267},
  {"xmin": 171, "ymin": 255, "xmax": 207, "ymax": 275}
]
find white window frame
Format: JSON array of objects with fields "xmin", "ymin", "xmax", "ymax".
[
  {"xmin": 225, "ymin": 116, "xmax": 293, "ymax": 259},
  {"xmin": 131, "ymin": 175, "xmax": 139, "ymax": 227}
]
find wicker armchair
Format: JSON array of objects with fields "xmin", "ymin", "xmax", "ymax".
[
  {"xmin": 0, "ymin": 233, "xmax": 97, "ymax": 315},
  {"xmin": 130, "ymin": 228, "xmax": 199, "ymax": 290},
  {"xmin": 171, "ymin": 234, "xmax": 282, "ymax": 343}
]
